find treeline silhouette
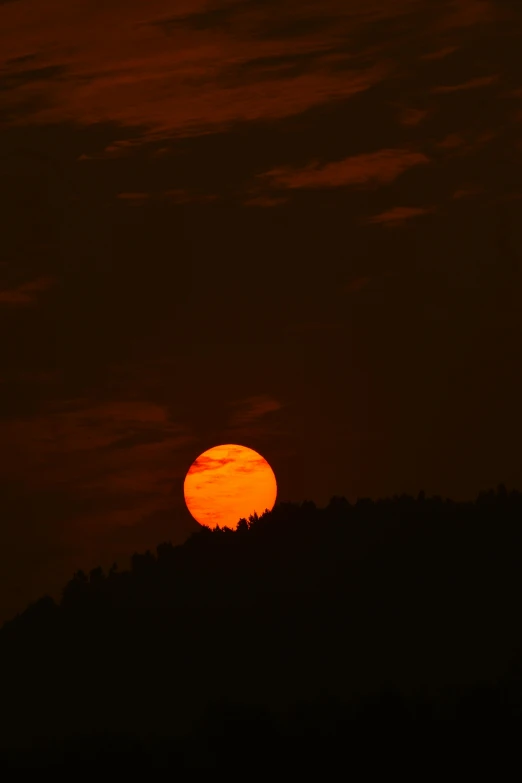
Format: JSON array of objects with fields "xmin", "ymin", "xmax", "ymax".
[{"xmin": 3, "ymin": 486, "xmax": 522, "ymax": 768}]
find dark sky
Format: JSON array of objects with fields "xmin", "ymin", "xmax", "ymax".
[{"xmin": 1, "ymin": 0, "xmax": 521, "ymax": 623}]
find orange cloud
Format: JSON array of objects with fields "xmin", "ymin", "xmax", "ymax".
[
  {"xmin": 441, "ymin": 0, "xmax": 493, "ymax": 29},
  {"xmin": 229, "ymin": 395, "xmax": 283, "ymax": 427},
  {"xmin": 78, "ymin": 139, "xmax": 144, "ymax": 160},
  {"xmin": 186, "ymin": 454, "xmax": 235, "ymax": 475},
  {"xmin": 0, "ymin": 0, "xmax": 500, "ymax": 148},
  {"xmin": 0, "ymin": 276, "xmax": 54, "ymax": 305},
  {"xmin": 399, "ymin": 108, "xmax": 429, "ymax": 127},
  {"xmin": 260, "ymin": 149, "xmax": 429, "ymax": 190},
  {"xmin": 0, "ymin": 399, "xmax": 195, "ymax": 528},
  {"xmin": 436, "ymin": 133, "xmax": 465, "ymax": 149},
  {"xmin": 435, "ymin": 130, "xmax": 496, "ymax": 157},
  {"xmin": 432, "ymin": 75, "xmax": 498, "ymax": 94},
  {"xmin": 0, "ymin": 0, "xmax": 388, "ymax": 139},
  {"xmin": 367, "ymin": 206, "xmax": 435, "ymax": 225},
  {"xmin": 452, "ymin": 185, "xmax": 485, "ymax": 199},
  {"xmin": 117, "ymin": 192, "xmax": 150, "ymax": 202},
  {"xmin": 421, "ymin": 46, "xmax": 459, "ymax": 60}
]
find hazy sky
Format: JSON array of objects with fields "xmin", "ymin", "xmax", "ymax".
[{"xmin": 1, "ymin": 0, "xmax": 521, "ymax": 622}]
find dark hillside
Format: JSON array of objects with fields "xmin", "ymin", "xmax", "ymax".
[{"xmin": 2, "ymin": 488, "xmax": 522, "ymax": 766}]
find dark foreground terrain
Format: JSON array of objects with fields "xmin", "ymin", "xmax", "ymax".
[{"xmin": 2, "ymin": 487, "xmax": 522, "ymax": 769}]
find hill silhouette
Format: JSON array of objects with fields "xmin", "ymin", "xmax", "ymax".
[{"xmin": 3, "ymin": 487, "xmax": 522, "ymax": 769}]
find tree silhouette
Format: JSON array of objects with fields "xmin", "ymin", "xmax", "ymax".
[{"xmin": 2, "ymin": 487, "xmax": 522, "ymax": 768}]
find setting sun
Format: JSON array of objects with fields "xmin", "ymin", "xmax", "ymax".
[{"xmin": 183, "ymin": 444, "xmax": 277, "ymax": 529}]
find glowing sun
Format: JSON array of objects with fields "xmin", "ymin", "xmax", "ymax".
[{"xmin": 184, "ymin": 444, "xmax": 277, "ymax": 529}]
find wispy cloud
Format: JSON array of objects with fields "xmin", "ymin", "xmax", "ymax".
[
  {"xmin": 421, "ymin": 46, "xmax": 459, "ymax": 61},
  {"xmin": 436, "ymin": 133, "xmax": 465, "ymax": 149},
  {"xmin": 187, "ymin": 455, "xmax": 235, "ymax": 475},
  {"xmin": 432, "ymin": 75, "xmax": 498, "ymax": 94},
  {"xmin": 0, "ymin": 276, "xmax": 54, "ymax": 305},
  {"xmin": 399, "ymin": 108, "xmax": 429, "ymax": 127},
  {"xmin": 440, "ymin": 0, "xmax": 493, "ymax": 29},
  {"xmin": 229, "ymin": 395, "xmax": 283, "ymax": 427},
  {"xmin": 0, "ymin": 0, "xmax": 504, "ymax": 155},
  {"xmin": 367, "ymin": 205, "xmax": 435, "ymax": 225},
  {"xmin": 0, "ymin": 398, "xmax": 195, "ymax": 528},
  {"xmin": 117, "ymin": 192, "xmax": 150, "ymax": 202},
  {"xmin": 452, "ymin": 185, "xmax": 485, "ymax": 199},
  {"xmin": 0, "ymin": 0, "xmax": 387, "ymax": 139},
  {"xmin": 259, "ymin": 149, "xmax": 429, "ymax": 190}
]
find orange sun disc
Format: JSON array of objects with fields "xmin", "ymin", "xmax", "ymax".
[{"xmin": 183, "ymin": 444, "xmax": 277, "ymax": 529}]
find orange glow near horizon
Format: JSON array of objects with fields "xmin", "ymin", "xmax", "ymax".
[{"xmin": 184, "ymin": 444, "xmax": 277, "ymax": 529}]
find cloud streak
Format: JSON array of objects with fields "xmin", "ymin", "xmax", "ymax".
[
  {"xmin": 0, "ymin": 276, "xmax": 54, "ymax": 305},
  {"xmin": 259, "ymin": 149, "xmax": 429, "ymax": 190},
  {"xmin": 432, "ymin": 75, "xmax": 498, "ymax": 94},
  {"xmin": 0, "ymin": 399, "xmax": 195, "ymax": 528},
  {"xmin": 0, "ymin": 0, "xmax": 389, "ymax": 139},
  {"xmin": 367, "ymin": 205, "xmax": 436, "ymax": 225},
  {"xmin": 229, "ymin": 395, "xmax": 283, "ymax": 427}
]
